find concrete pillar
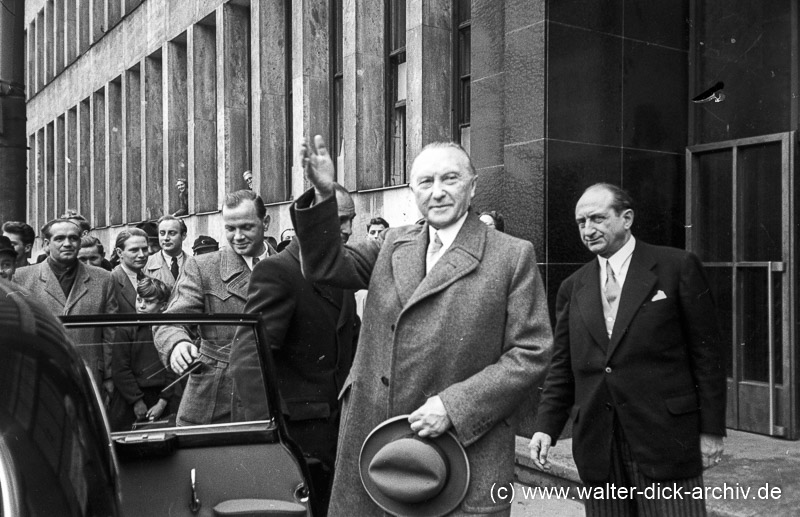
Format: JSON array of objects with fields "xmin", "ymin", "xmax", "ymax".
[
  {"xmin": 164, "ymin": 37, "xmax": 188, "ymax": 215},
  {"xmin": 291, "ymin": 0, "xmax": 330, "ymax": 197},
  {"xmin": 342, "ymin": 0, "xmax": 386, "ymax": 190},
  {"xmin": 78, "ymin": 0, "xmax": 90, "ymax": 55},
  {"xmin": 0, "ymin": 0, "xmax": 27, "ymax": 223},
  {"xmin": 91, "ymin": 0, "xmax": 104, "ymax": 44},
  {"xmin": 45, "ymin": 122, "xmax": 55, "ymax": 221},
  {"xmin": 217, "ymin": 3, "xmax": 251, "ymax": 198},
  {"xmin": 55, "ymin": 115, "xmax": 65, "ymax": 216},
  {"xmin": 406, "ymin": 0, "xmax": 453, "ymax": 161},
  {"xmin": 36, "ymin": 11, "xmax": 44, "ymax": 91},
  {"xmin": 78, "ymin": 98, "xmax": 91, "ymax": 219},
  {"xmin": 188, "ymin": 22, "xmax": 218, "ymax": 212},
  {"xmin": 91, "ymin": 88, "xmax": 106, "ymax": 227},
  {"xmin": 55, "ymin": 0, "xmax": 64, "ymax": 74},
  {"xmin": 251, "ymin": 0, "xmax": 288, "ymax": 203},
  {"xmin": 66, "ymin": 0, "xmax": 77, "ymax": 65},
  {"xmin": 107, "ymin": 79, "xmax": 123, "ymax": 225},
  {"xmin": 123, "ymin": 68, "xmax": 142, "ymax": 222},
  {"xmin": 36, "ymin": 128, "xmax": 46, "ymax": 229},
  {"xmin": 45, "ymin": 0, "xmax": 53, "ymax": 83},
  {"xmin": 67, "ymin": 106, "xmax": 78, "ymax": 211},
  {"xmin": 143, "ymin": 53, "xmax": 163, "ymax": 220}
]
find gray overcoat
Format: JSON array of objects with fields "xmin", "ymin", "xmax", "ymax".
[
  {"xmin": 14, "ymin": 260, "xmax": 118, "ymax": 387},
  {"xmin": 291, "ymin": 191, "xmax": 553, "ymax": 516}
]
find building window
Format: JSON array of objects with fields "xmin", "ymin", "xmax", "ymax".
[
  {"xmin": 329, "ymin": 0, "xmax": 344, "ymax": 178},
  {"xmin": 453, "ymin": 0, "xmax": 471, "ymax": 151},
  {"xmin": 386, "ymin": 0, "xmax": 406, "ymax": 186}
]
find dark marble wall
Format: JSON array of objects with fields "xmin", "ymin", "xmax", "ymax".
[
  {"xmin": 692, "ymin": 1, "xmax": 792, "ymax": 144},
  {"xmin": 543, "ymin": 0, "xmax": 690, "ymax": 315}
]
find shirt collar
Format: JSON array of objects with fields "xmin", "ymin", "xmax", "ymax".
[
  {"xmin": 161, "ymin": 250, "xmax": 184, "ymax": 266},
  {"xmin": 598, "ymin": 235, "xmax": 636, "ymax": 275},
  {"xmin": 428, "ymin": 211, "xmax": 469, "ymax": 251},
  {"xmin": 242, "ymin": 245, "xmax": 270, "ymax": 270}
]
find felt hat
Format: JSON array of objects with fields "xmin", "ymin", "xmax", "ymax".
[{"xmin": 360, "ymin": 415, "xmax": 469, "ymax": 517}]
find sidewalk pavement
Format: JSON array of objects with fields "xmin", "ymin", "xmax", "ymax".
[{"xmin": 514, "ymin": 429, "xmax": 800, "ymax": 516}]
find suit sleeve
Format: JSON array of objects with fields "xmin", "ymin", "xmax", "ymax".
[
  {"xmin": 153, "ymin": 256, "xmax": 205, "ymax": 366},
  {"xmin": 531, "ymin": 277, "xmax": 577, "ymax": 445},
  {"xmin": 437, "ymin": 242, "xmax": 553, "ymax": 447},
  {"xmin": 290, "ymin": 189, "xmax": 379, "ymax": 290},
  {"xmin": 230, "ymin": 260, "xmax": 296, "ymax": 421},
  {"xmin": 679, "ymin": 252, "xmax": 726, "ymax": 436}
]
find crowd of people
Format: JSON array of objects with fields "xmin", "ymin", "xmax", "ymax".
[{"xmin": 0, "ymin": 135, "xmax": 726, "ymax": 517}]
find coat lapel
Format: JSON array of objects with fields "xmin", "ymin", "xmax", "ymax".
[
  {"xmin": 220, "ymin": 247, "xmax": 249, "ymax": 300},
  {"xmin": 391, "ymin": 227, "xmax": 427, "ymax": 308},
  {"xmin": 41, "ymin": 263, "xmax": 67, "ymax": 308},
  {"xmin": 113, "ymin": 267, "xmax": 136, "ymax": 311},
  {"xmin": 575, "ymin": 261, "xmax": 610, "ymax": 351},
  {"xmin": 65, "ymin": 263, "xmax": 90, "ymax": 312},
  {"xmin": 606, "ymin": 243, "xmax": 657, "ymax": 360},
  {"xmin": 404, "ymin": 214, "xmax": 485, "ymax": 310}
]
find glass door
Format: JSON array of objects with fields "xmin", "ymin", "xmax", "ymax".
[{"xmin": 687, "ymin": 132, "xmax": 795, "ymax": 438}]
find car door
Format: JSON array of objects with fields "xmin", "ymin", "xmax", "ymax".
[{"xmin": 61, "ymin": 313, "xmax": 312, "ymax": 517}]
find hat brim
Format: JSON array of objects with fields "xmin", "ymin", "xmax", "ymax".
[{"xmin": 360, "ymin": 415, "xmax": 469, "ymax": 517}]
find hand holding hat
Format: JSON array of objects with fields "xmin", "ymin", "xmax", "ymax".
[
  {"xmin": 409, "ymin": 396, "xmax": 452, "ymax": 438},
  {"xmin": 360, "ymin": 415, "xmax": 470, "ymax": 517}
]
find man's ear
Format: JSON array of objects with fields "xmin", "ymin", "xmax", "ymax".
[
  {"xmin": 623, "ymin": 209, "xmax": 634, "ymax": 229},
  {"xmin": 24, "ymin": 243, "xmax": 32, "ymax": 254},
  {"xmin": 263, "ymin": 214, "xmax": 271, "ymax": 232}
]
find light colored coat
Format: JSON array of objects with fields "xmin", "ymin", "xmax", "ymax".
[
  {"xmin": 14, "ymin": 261, "xmax": 118, "ymax": 387},
  {"xmin": 291, "ymin": 191, "xmax": 553, "ymax": 516},
  {"xmin": 144, "ymin": 251, "xmax": 184, "ymax": 289}
]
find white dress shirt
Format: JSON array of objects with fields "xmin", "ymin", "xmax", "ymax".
[
  {"xmin": 242, "ymin": 246, "xmax": 270, "ymax": 271},
  {"xmin": 598, "ymin": 236, "xmax": 637, "ymax": 291},
  {"xmin": 426, "ymin": 212, "xmax": 469, "ymax": 273}
]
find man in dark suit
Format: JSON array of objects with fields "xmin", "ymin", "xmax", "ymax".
[
  {"xmin": 530, "ymin": 183, "xmax": 726, "ymax": 516},
  {"xmin": 231, "ymin": 184, "xmax": 358, "ymax": 516},
  {"xmin": 293, "ymin": 136, "xmax": 552, "ymax": 516},
  {"xmin": 111, "ymin": 228, "xmax": 150, "ymax": 314}
]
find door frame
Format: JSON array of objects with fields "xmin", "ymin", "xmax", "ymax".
[{"xmin": 686, "ymin": 131, "xmax": 797, "ymax": 439}]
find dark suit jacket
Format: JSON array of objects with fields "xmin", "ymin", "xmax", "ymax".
[
  {"xmin": 231, "ymin": 239, "xmax": 358, "ymax": 423},
  {"xmin": 534, "ymin": 240, "xmax": 726, "ymax": 482},
  {"xmin": 111, "ymin": 266, "xmax": 137, "ymax": 314}
]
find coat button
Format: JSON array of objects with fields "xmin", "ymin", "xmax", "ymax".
[
  {"xmin": 605, "ymin": 402, "xmax": 613, "ymax": 411},
  {"xmin": 605, "ymin": 367, "xmax": 612, "ymax": 373},
  {"xmin": 381, "ymin": 376, "xmax": 389, "ymax": 387}
]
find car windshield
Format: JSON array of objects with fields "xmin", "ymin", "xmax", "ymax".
[{"xmin": 60, "ymin": 313, "xmax": 274, "ymax": 436}]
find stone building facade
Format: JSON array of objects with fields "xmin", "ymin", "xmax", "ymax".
[{"xmin": 24, "ymin": 1, "xmax": 800, "ymax": 439}]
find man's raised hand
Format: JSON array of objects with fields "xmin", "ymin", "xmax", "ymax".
[{"xmin": 301, "ymin": 135, "xmax": 336, "ymax": 203}]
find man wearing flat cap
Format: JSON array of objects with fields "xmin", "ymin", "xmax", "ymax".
[
  {"xmin": 192, "ymin": 235, "xmax": 219, "ymax": 256},
  {"xmin": 293, "ymin": 135, "xmax": 552, "ymax": 516}
]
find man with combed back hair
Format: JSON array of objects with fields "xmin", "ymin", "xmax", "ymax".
[{"xmin": 154, "ymin": 190, "xmax": 276, "ymax": 426}]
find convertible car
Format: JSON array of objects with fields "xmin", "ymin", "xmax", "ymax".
[{"xmin": 0, "ymin": 282, "xmax": 312, "ymax": 517}]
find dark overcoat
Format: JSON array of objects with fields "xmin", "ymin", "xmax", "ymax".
[
  {"xmin": 534, "ymin": 241, "xmax": 726, "ymax": 483},
  {"xmin": 111, "ymin": 265, "xmax": 137, "ymax": 314},
  {"xmin": 291, "ymin": 191, "xmax": 553, "ymax": 516}
]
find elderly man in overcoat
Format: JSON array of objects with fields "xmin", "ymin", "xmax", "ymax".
[
  {"xmin": 14, "ymin": 218, "xmax": 118, "ymax": 397},
  {"xmin": 293, "ymin": 136, "xmax": 552, "ymax": 516}
]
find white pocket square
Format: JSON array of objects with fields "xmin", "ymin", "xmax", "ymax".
[{"xmin": 651, "ymin": 290, "xmax": 667, "ymax": 302}]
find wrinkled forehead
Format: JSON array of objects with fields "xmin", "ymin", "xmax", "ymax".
[
  {"xmin": 223, "ymin": 199, "xmax": 260, "ymax": 223},
  {"xmin": 575, "ymin": 187, "xmax": 614, "ymax": 216},
  {"xmin": 159, "ymin": 219, "xmax": 183, "ymax": 233},
  {"xmin": 410, "ymin": 146, "xmax": 473, "ymax": 181},
  {"xmin": 49, "ymin": 222, "xmax": 81, "ymax": 238}
]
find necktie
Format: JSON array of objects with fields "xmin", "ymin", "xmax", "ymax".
[
  {"xmin": 605, "ymin": 261, "xmax": 620, "ymax": 305},
  {"xmin": 171, "ymin": 256, "xmax": 179, "ymax": 280},
  {"xmin": 603, "ymin": 261, "xmax": 621, "ymax": 338},
  {"xmin": 426, "ymin": 232, "xmax": 443, "ymax": 273}
]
